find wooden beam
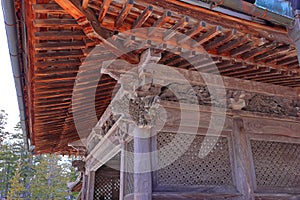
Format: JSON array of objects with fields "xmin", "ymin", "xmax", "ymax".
[
  {"xmin": 82, "ymin": 0, "xmax": 89, "ymax": 9},
  {"xmin": 192, "ymin": 26, "xmax": 222, "ymax": 47},
  {"xmin": 163, "ymin": 16, "xmax": 189, "ymax": 41},
  {"xmin": 177, "ymin": 21, "xmax": 206, "ymax": 44},
  {"xmin": 217, "ymin": 34, "xmax": 251, "ymax": 54},
  {"xmin": 34, "ymin": 41, "xmax": 86, "ymax": 51},
  {"xmin": 205, "ymin": 29, "xmax": 237, "ymax": 51},
  {"xmin": 35, "ymin": 50, "xmax": 84, "ymax": 60},
  {"xmin": 148, "ymin": 10, "xmax": 172, "ymax": 36},
  {"xmin": 34, "ymin": 31, "xmax": 86, "ymax": 40},
  {"xmin": 135, "ymin": 0, "xmax": 290, "ymax": 44},
  {"xmin": 98, "ymin": 0, "xmax": 113, "ymax": 23},
  {"xmin": 54, "ymin": 0, "xmax": 139, "ymax": 63},
  {"xmin": 115, "ymin": 0, "xmax": 134, "ymax": 29},
  {"xmin": 33, "ymin": 19, "xmax": 81, "ymax": 28},
  {"xmin": 132, "ymin": 5, "xmax": 153, "ymax": 29},
  {"xmin": 32, "ymin": 4, "xmax": 66, "ymax": 14}
]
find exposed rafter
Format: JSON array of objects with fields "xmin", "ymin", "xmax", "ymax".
[{"xmin": 54, "ymin": 0, "xmax": 139, "ymax": 63}]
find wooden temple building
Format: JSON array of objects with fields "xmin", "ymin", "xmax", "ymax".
[{"xmin": 3, "ymin": 0, "xmax": 300, "ymax": 199}]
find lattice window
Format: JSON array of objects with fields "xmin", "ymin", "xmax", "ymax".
[
  {"xmin": 94, "ymin": 166, "xmax": 120, "ymax": 200},
  {"xmin": 157, "ymin": 132, "xmax": 233, "ymax": 186},
  {"xmin": 251, "ymin": 140, "xmax": 300, "ymax": 191}
]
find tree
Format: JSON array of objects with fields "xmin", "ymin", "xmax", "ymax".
[
  {"xmin": 7, "ymin": 163, "xmax": 25, "ymax": 200},
  {"xmin": 0, "ymin": 110, "xmax": 79, "ymax": 199},
  {"xmin": 30, "ymin": 154, "xmax": 76, "ymax": 200}
]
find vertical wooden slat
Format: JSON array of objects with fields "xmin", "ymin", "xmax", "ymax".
[{"xmin": 232, "ymin": 117, "xmax": 255, "ymax": 200}]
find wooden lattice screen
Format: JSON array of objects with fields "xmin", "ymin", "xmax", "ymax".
[
  {"xmin": 251, "ymin": 140, "xmax": 300, "ymax": 193},
  {"xmin": 94, "ymin": 165, "xmax": 120, "ymax": 200},
  {"xmin": 155, "ymin": 132, "xmax": 234, "ymax": 191}
]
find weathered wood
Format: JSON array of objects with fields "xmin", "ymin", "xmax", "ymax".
[
  {"xmin": 98, "ymin": 0, "xmax": 113, "ymax": 23},
  {"xmin": 232, "ymin": 118, "xmax": 255, "ymax": 200},
  {"xmin": 34, "ymin": 31, "xmax": 86, "ymax": 40},
  {"xmin": 193, "ymin": 26, "xmax": 222, "ymax": 47},
  {"xmin": 82, "ymin": 0, "xmax": 89, "ymax": 9},
  {"xmin": 132, "ymin": 5, "xmax": 153, "ymax": 28},
  {"xmin": 148, "ymin": 10, "xmax": 172, "ymax": 36},
  {"xmin": 54, "ymin": 0, "xmax": 139, "ymax": 64},
  {"xmin": 81, "ymin": 174, "xmax": 88, "ymax": 200},
  {"xmin": 32, "ymin": 4, "xmax": 66, "ymax": 14},
  {"xmin": 152, "ymin": 192, "xmax": 241, "ymax": 200},
  {"xmin": 163, "ymin": 16, "xmax": 189, "ymax": 41},
  {"xmin": 205, "ymin": 29, "xmax": 237, "ymax": 50},
  {"xmin": 34, "ymin": 19, "xmax": 81, "ymax": 28},
  {"xmin": 217, "ymin": 34, "xmax": 251, "ymax": 54},
  {"xmin": 86, "ymin": 171, "xmax": 95, "ymax": 200},
  {"xmin": 35, "ymin": 50, "xmax": 84, "ymax": 60},
  {"xmin": 115, "ymin": 0, "xmax": 134, "ymax": 28},
  {"xmin": 34, "ymin": 41, "xmax": 86, "ymax": 51},
  {"xmin": 177, "ymin": 21, "xmax": 206, "ymax": 44}
]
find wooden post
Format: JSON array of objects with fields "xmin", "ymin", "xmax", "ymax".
[
  {"xmin": 86, "ymin": 171, "xmax": 96, "ymax": 200},
  {"xmin": 119, "ymin": 142, "xmax": 126, "ymax": 200},
  {"xmin": 81, "ymin": 174, "xmax": 88, "ymax": 200},
  {"xmin": 232, "ymin": 117, "xmax": 255, "ymax": 200},
  {"xmin": 133, "ymin": 127, "xmax": 152, "ymax": 200}
]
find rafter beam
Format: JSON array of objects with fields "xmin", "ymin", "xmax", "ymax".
[
  {"xmin": 98, "ymin": 0, "xmax": 113, "ymax": 23},
  {"xmin": 82, "ymin": 0, "xmax": 89, "ymax": 9},
  {"xmin": 115, "ymin": 0, "xmax": 134, "ymax": 29},
  {"xmin": 148, "ymin": 10, "xmax": 171, "ymax": 36},
  {"xmin": 132, "ymin": 5, "xmax": 153, "ymax": 29},
  {"xmin": 54, "ymin": 0, "xmax": 139, "ymax": 63}
]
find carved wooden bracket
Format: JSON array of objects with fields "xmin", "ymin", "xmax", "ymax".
[
  {"xmin": 72, "ymin": 160, "xmax": 86, "ymax": 172},
  {"xmin": 105, "ymin": 49, "xmax": 164, "ymax": 128}
]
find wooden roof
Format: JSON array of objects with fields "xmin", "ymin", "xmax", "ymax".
[{"xmin": 16, "ymin": 0, "xmax": 300, "ymax": 154}]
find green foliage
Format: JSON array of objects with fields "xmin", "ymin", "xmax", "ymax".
[
  {"xmin": 0, "ymin": 110, "xmax": 79, "ymax": 199},
  {"xmin": 7, "ymin": 163, "xmax": 25, "ymax": 200}
]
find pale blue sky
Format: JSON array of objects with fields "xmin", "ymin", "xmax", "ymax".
[{"xmin": 0, "ymin": 3, "xmax": 20, "ymax": 132}]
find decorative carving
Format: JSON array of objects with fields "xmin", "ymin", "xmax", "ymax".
[
  {"xmin": 114, "ymin": 127, "xmax": 129, "ymax": 143},
  {"xmin": 227, "ymin": 90, "xmax": 249, "ymax": 110},
  {"xmin": 244, "ymin": 94, "xmax": 287, "ymax": 115},
  {"xmin": 129, "ymin": 95, "xmax": 160, "ymax": 127},
  {"xmin": 87, "ymin": 114, "xmax": 117, "ymax": 152},
  {"xmin": 158, "ymin": 82, "xmax": 300, "ymax": 117}
]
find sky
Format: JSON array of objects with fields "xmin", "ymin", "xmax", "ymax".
[{"xmin": 0, "ymin": 3, "xmax": 21, "ymax": 132}]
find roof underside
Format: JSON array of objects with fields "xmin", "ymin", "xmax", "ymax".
[{"xmin": 16, "ymin": 0, "xmax": 300, "ymax": 154}]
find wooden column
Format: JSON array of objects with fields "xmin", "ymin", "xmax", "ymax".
[
  {"xmin": 232, "ymin": 117, "xmax": 255, "ymax": 200},
  {"xmin": 119, "ymin": 142, "xmax": 126, "ymax": 200},
  {"xmin": 133, "ymin": 127, "xmax": 152, "ymax": 200},
  {"xmin": 86, "ymin": 171, "xmax": 96, "ymax": 200},
  {"xmin": 81, "ymin": 174, "xmax": 88, "ymax": 200}
]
